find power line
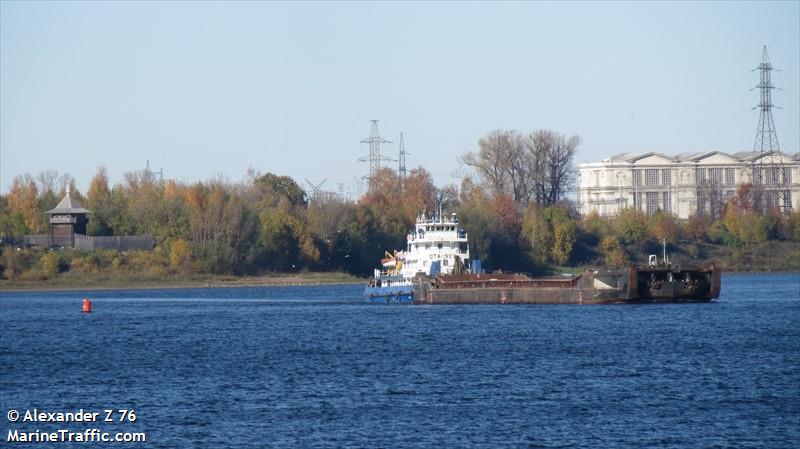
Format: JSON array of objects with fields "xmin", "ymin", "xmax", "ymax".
[
  {"xmin": 751, "ymin": 45, "xmax": 790, "ymax": 213},
  {"xmin": 357, "ymin": 120, "xmax": 392, "ymax": 191}
]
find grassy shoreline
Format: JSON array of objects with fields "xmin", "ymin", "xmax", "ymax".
[
  {"xmin": 2, "ymin": 241, "xmax": 797, "ymax": 293},
  {"xmin": 3, "ymin": 267, "xmax": 797, "ymax": 294},
  {"xmin": 0, "ymin": 272, "xmax": 364, "ymax": 292}
]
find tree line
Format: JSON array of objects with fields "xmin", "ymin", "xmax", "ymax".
[{"xmin": 2, "ymin": 129, "xmax": 799, "ymax": 281}]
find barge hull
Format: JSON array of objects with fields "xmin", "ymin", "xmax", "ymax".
[{"xmin": 412, "ymin": 265, "xmax": 721, "ymax": 305}]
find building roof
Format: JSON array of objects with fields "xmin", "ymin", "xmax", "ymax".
[
  {"xmin": 604, "ymin": 151, "xmax": 676, "ymax": 163},
  {"xmin": 600, "ymin": 150, "xmax": 799, "ymax": 164},
  {"xmin": 46, "ymin": 186, "xmax": 90, "ymax": 215}
]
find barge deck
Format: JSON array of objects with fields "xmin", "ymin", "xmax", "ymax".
[{"xmin": 412, "ymin": 264, "xmax": 721, "ymax": 305}]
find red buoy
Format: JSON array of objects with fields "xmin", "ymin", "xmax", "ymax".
[{"xmin": 82, "ymin": 297, "xmax": 92, "ymax": 313}]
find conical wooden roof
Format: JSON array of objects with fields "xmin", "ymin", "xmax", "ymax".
[{"xmin": 46, "ymin": 186, "xmax": 89, "ymax": 215}]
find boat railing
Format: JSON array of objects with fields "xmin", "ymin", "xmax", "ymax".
[
  {"xmin": 407, "ymin": 233, "xmax": 468, "ymax": 242},
  {"xmin": 414, "ymin": 215, "xmax": 459, "ymax": 225}
]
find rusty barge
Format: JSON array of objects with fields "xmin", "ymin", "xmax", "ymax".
[{"xmin": 411, "ymin": 263, "xmax": 721, "ymax": 305}]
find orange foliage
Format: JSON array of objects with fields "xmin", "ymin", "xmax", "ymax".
[
  {"xmin": 6, "ymin": 175, "xmax": 41, "ymax": 233},
  {"xmin": 401, "ymin": 168, "xmax": 437, "ymax": 220},
  {"xmin": 649, "ymin": 212, "xmax": 680, "ymax": 242},
  {"xmin": 684, "ymin": 213, "xmax": 712, "ymax": 242},
  {"xmin": 491, "ymin": 193, "xmax": 522, "ymax": 237}
]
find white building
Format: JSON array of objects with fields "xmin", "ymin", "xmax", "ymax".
[{"xmin": 577, "ymin": 150, "xmax": 800, "ymax": 219}]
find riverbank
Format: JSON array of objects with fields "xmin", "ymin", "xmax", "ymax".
[
  {"xmin": 544, "ymin": 240, "xmax": 800, "ymax": 276},
  {"xmin": 0, "ymin": 271, "xmax": 363, "ymax": 292},
  {"xmin": 2, "ymin": 241, "xmax": 798, "ymax": 293}
]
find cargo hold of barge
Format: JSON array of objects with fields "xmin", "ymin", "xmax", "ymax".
[{"xmin": 411, "ymin": 264, "xmax": 721, "ymax": 305}]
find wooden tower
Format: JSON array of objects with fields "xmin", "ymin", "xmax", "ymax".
[{"xmin": 45, "ymin": 186, "xmax": 89, "ymax": 248}]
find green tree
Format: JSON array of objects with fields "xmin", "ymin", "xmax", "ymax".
[
  {"xmin": 7, "ymin": 174, "xmax": 41, "ymax": 233},
  {"xmin": 581, "ymin": 209, "xmax": 611, "ymax": 239},
  {"xmin": 2, "ymin": 247, "xmax": 25, "ymax": 280},
  {"xmin": 330, "ymin": 221, "xmax": 373, "ymax": 276},
  {"xmin": 683, "ymin": 213, "xmax": 711, "ymax": 242},
  {"xmin": 86, "ymin": 167, "xmax": 114, "ymax": 236},
  {"xmin": 789, "ymin": 211, "xmax": 800, "ymax": 241},
  {"xmin": 258, "ymin": 208, "xmax": 300, "ymax": 271},
  {"xmin": 600, "ymin": 236, "xmax": 628, "ymax": 267},
  {"xmin": 648, "ymin": 211, "xmax": 680, "ymax": 242},
  {"xmin": 169, "ymin": 239, "xmax": 192, "ymax": 269},
  {"xmin": 108, "ymin": 185, "xmax": 136, "ymax": 235},
  {"xmin": 253, "ymin": 173, "xmax": 307, "ymax": 209},
  {"xmin": 613, "ymin": 208, "xmax": 648, "ymax": 245},
  {"xmin": 550, "ymin": 207, "xmax": 576, "ymax": 265},
  {"xmin": 523, "ymin": 205, "xmax": 576, "ymax": 266},
  {"xmin": 523, "ymin": 205, "xmax": 552, "ymax": 265},
  {"xmin": 461, "ymin": 129, "xmax": 580, "ymax": 208},
  {"xmin": 0, "ymin": 197, "xmax": 27, "ymax": 242},
  {"xmin": 723, "ymin": 209, "xmax": 771, "ymax": 245},
  {"xmin": 40, "ymin": 251, "xmax": 66, "ymax": 276},
  {"xmin": 400, "ymin": 167, "xmax": 438, "ymax": 223},
  {"xmin": 456, "ymin": 187, "xmax": 495, "ymax": 270}
]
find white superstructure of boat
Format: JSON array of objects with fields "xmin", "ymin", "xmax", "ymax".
[
  {"xmin": 365, "ymin": 212, "xmax": 473, "ymax": 302},
  {"xmin": 398, "ymin": 212, "xmax": 470, "ymax": 278}
]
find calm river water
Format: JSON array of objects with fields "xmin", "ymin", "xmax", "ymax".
[{"xmin": 1, "ymin": 273, "xmax": 799, "ymax": 448}]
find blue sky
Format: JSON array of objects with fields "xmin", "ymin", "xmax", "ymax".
[{"xmin": 2, "ymin": 1, "xmax": 798, "ymax": 195}]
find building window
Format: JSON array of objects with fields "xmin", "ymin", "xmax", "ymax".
[
  {"xmin": 753, "ymin": 167, "xmax": 763, "ymax": 185},
  {"xmin": 633, "ymin": 192, "xmax": 642, "ymax": 210},
  {"xmin": 709, "ymin": 190, "xmax": 723, "ymax": 219},
  {"xmin": 662, "ymin": 191, "xmax": 671, "ymax": 213},
  {"xmin": 633, "ymin": 170, "xmax": 642, "ymax": 186},
  {"xmin": 697, "ymin": 191, "xmax": 707, "ymax": 214},
  {"xmin": 710, "ymin": 168, "xmax": 723, "ymax": 185},
  {"xmin": 766, "ymin": 191, "xmax": 780, "ymax": 208},
  {"xmin": 645, "ymin": 169, "xmax": 659, "ymax": 186},
  {"xmin": 696, "ymin": 168, "xmax": 706, "ymax": 184},
  {"xmin": 646, "ymin": 192, "xmax": 660, "ymax": 215},
  {"xmin": 724, "ymin": 190, "xmax": 735, "ymax": 205},
  {"xmin": 782, "ymin": 190, "xmax": 792, "ymax": 211},
  {"xmin": 764, "ymin": 168, "xmax": 777, "ymax": 185},
  {"xmin": 724, "ymin": 168, "xmax": 735, "ymax": 185},
  {"xmin": 661, "ymin": 169, "xmax": 671, "ymax": 186}
]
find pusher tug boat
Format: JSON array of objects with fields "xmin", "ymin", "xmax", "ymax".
[{"xmin": 363, "ymin": 212, "xmax": 474, "ymax": 303}]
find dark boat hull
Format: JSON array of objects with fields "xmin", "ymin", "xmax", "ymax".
[
  {"xmin": 412, "ymin": 265, "xmax": 721, "ymax": 305},
  {"xmin": 364, "ymin": 283, "xmax": 414, "ymax": 303}
]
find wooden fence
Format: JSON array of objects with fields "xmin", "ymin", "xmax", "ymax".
[{"xmin": 23, "ymin": 234, "xmax": 154, "ymax": 251}]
